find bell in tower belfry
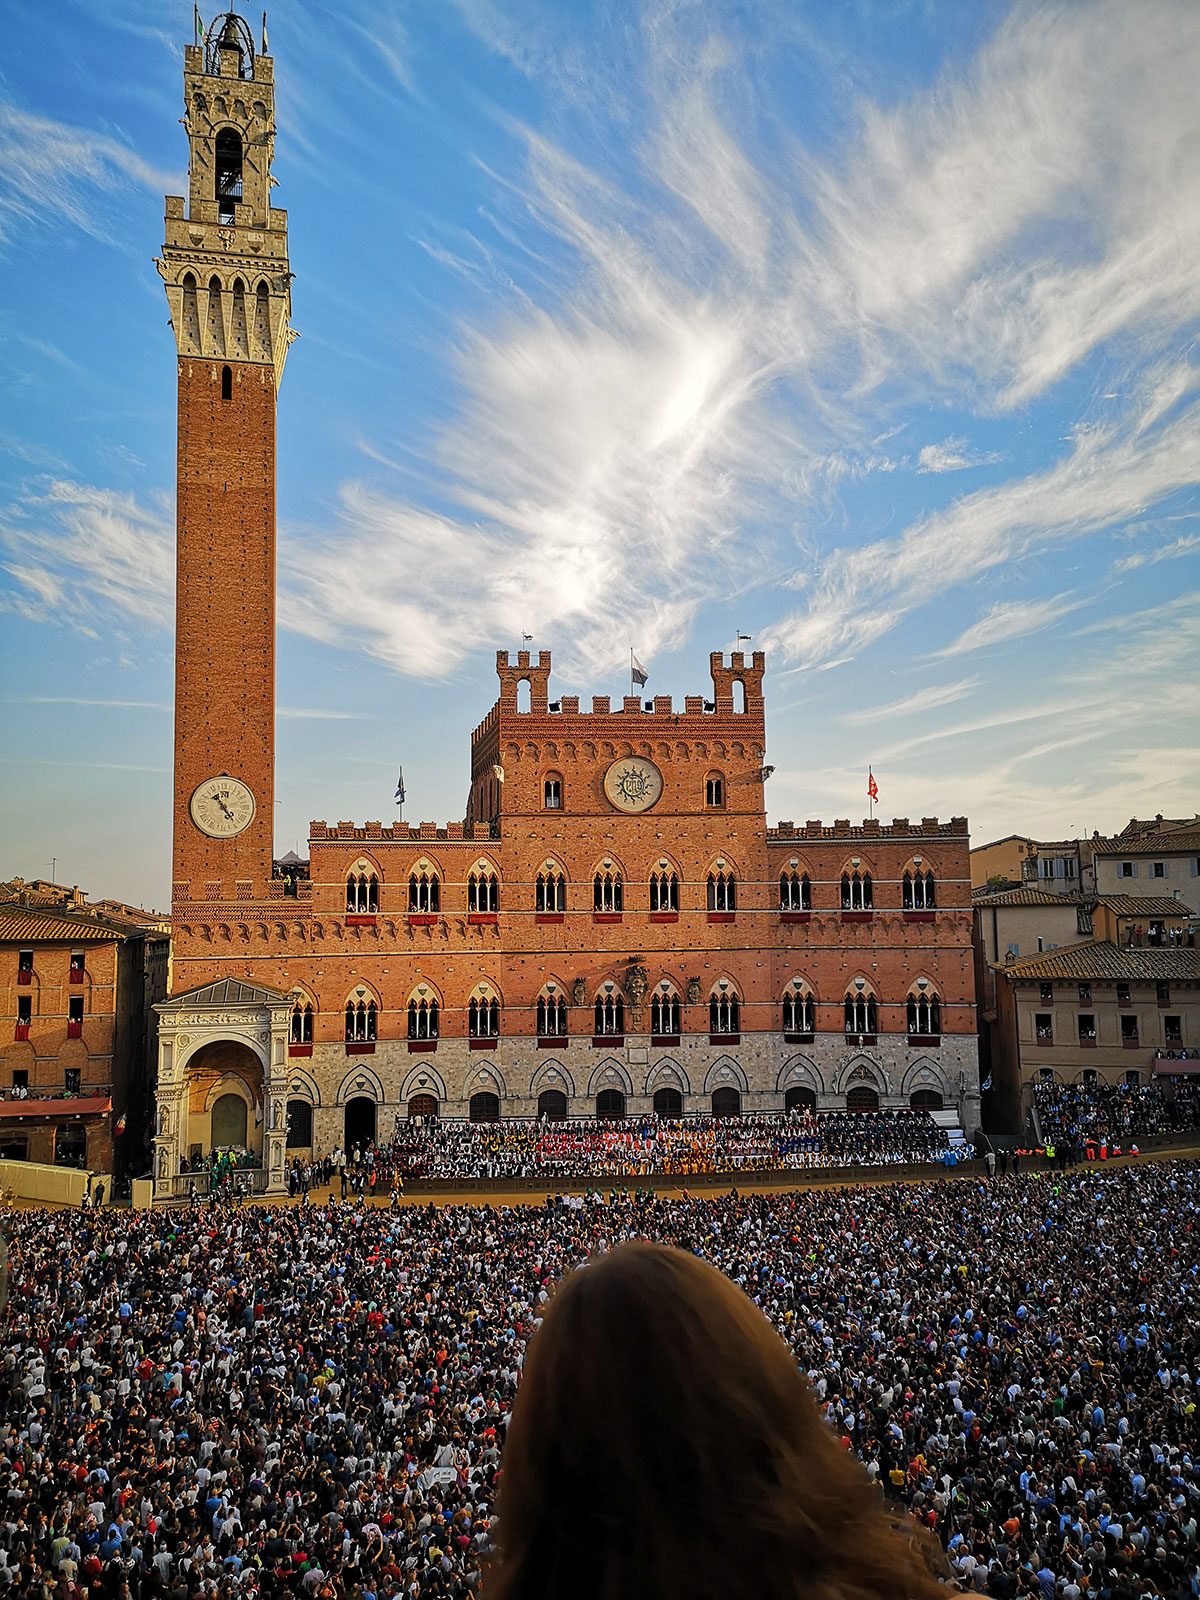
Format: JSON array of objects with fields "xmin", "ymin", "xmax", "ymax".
[{"xmin": 160, "ymin": 11, "xmax": 293, "ymax": 907}]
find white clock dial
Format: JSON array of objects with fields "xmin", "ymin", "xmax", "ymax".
[
  {"xmin": 603, "ymin": 757, "xmax": 664, "ymax": 814},
  {"xmin": 190, "ymin": 775, "xmax": 256, "ymax": 838}
]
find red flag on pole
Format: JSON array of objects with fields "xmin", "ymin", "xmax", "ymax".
[{"xmin": 867, "ymin": 769, "xmax": 879, "ymax": 804}]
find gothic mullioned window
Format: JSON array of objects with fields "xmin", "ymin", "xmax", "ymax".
[
  {"xmin": 536, "ymin": 995, "xmax": 568, "ymax": 1038},
  {"xmin": 468, "ymin": 997, "xmax": 500, "ymax": 1038},
  {"xmin": 594, "ymin": 993, "xmax": 625, "ymax": 1036},
  {"xmin": 781, "ymin": 986, "xmax": 814, "ymax": 1034},
  {"xmin": 407, "ymin": 998, "xmax": 439, "ymax": 1039},
  {"xmin": 344, "ymin": 999, "xmax": 377, "ymax": 1042},
  {"xmin": 843, "ymin": 990, "xmax": 878, "ymax": 1036},
  {"xmin": 650, "ymin": 992, "xmax": 681, "ymax": 1036},
  {"xmin": 346, "ymin": 872, "xmax": 378, "ymax": 913},
  {"xmin": 707, "ymin": 870, "xmax": 737, "ymax": 912},
  {"xmin": 409, "ymin": 871, "xmax": 440, "ymax": 913},
  {"xmin": 780, "ymin": 870, "xmax": 811, "ymax": 910},
  {"xmin": 593, "ymin": 870, "xmax": 623, "ymax": 912},
  {"xmin": 467, "ymin": 870, "xmax": 499, "ymax": 912},
  {"xmin": 709, "ymin": 987, "xmax": 740, "ymax": 1035},
  {"xmin": 543, "ymin": 774, "xmax": 563, "ymax": 810},
  {"xmin": 906, "ymin": 990, "xmax": 942, "ymax": 1037},
  {"xmin": 289, "ymin": 999, "xmax": 314, "ymax": 1043},
  {"xmin": 903, "ymin": 869, "xmax": 937, "ymax": 909},
  {"xmin": 536, "ymin": 870, "xmax": 566, "ymax": 912},
  {"xmin": 841, "ymin": 870, "xmax": 873, "ymax": 910},
  {"xmin": 649, "ymin": 870, "xmax": 679, "ymax": 912},
  {"xmin": 705, "ymin": 774, "xmax": 725, "ymax": 808}
]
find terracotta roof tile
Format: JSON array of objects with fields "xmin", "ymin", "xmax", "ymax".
[
  {"xmin": 0, "ymin": 909, "xmax": 125, "ymax": 945},
  {"xmin": 995, "ymin": 941, "xmax": 1197, "ymax": 981},
  {"xmin": 1094, "ymin": 894, "xmax": 1197, "ymax": 917},
  {"xmin": 1093, "ymin": 829, "xmax": 1200, "ymax": 857},
  {"xmin": 972, "ymin": 886, "xmax": 1081, "ymax": 907}
]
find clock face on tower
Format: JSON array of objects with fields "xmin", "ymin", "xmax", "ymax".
[
  {"xmin": 603, "ymin": 757, "xmax": 664, "ymax": 814},
  {"xmin": 189, "ymin": 775, "xmax": 256, "ymax": 839}
]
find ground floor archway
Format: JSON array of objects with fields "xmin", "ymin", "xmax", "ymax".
[
  {"xmin": 469, "ymin": 1091, "xmax": 501, "ymax": 1123},
  {"xmin": 910, "ymin": 1088, "xmax": 943, "ymax": 1111},
  {"xmin": 711, "ymin": 1086, "xmax": 741, "ymax": 1118},
  {"xmin": 345, "ymin": 1096, "xmax": 377, "ymax": 1149},
  {"xmin": 211, "ymin": 1093, "xmax": 248, "ymax": 1148},
  {"xmin": 785, "ymin": 1085, "xmax": 816, "ymax": 1114},
  {"xmin": 183, "ymin": 1038, "xmax": 264, "ymax": 1161},
  {"xmin": 407, "ymin": 1093, "xmax": 439, "ymax": 1122},
  {"xmin": 537, "ymin": 1089, "xmax": 567, "ymax": 1120},
  {"xmin": 286, "ymin": 1100, "xmax": 313, "ymax": 1148},
  {"xmin": 54, "ymin": 1125, "xmax": 87, "ymax": 1168},
  {"xmin": 653, "ymin": 1087, "xmax": 683, "ymax": 1118},
  {"xmin": 596, "ymin": 1089, "xmax": 625, "ymax": 1118},
  {"xmin": 846, "ymin": 1086, "xmax": 879, "ymax": 1111}
]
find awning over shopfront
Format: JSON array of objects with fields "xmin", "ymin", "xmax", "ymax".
[{"xmin": 0, "ymin": 1097, "xmax": 112, "ymax": 1118}]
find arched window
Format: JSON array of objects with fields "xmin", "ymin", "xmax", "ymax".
[
  {"xmin": 649, "ymin": 869, "xmax": 680, "ymax": 912},
  {"xmin": 780, "ymin": 870, "xmax": 811, "ymax": 911},
  {"xmin": 468, "ymin": 996, "xmax": 500, "ymax": 1038},
  {"xmin": 543, "ymin": 774, "xmax": 563, "ymax": 810},
  {"xmin": 653, "ymin": 1086, "xmax": 683, "ymax": 1118},
  {"xmin": 843, "ymin": 990, "xmax": 878, "ymax": 1037},
  {"xmin": 214, "ymin": 127, "xmax": 243, "ymax": 222},
  {"xmin": 910, "ymin": 1088, "xmax": 943, "ymax": 1111},
  {"xmin": 785, "ymin": 1085, "xmax": 816, "ymax": 1114},
  {"xmin": 593, "ymin": 870, "xmax": 623, "ymax": 912},
  {"xmin": 731, "ymin": 679, "xmax": 747, "ymax": 714},
  {"xmin": 286, "ymin": 1100, "xmax": 313, "ymax": 1148},
  {"xmin": 469, "ymin": 1091, "xmax": 501, "ymax": 1123},
  {"xmin": 594, "ymin": 993, "xmax": 625, "ymax": 1037},
  {"xmin": 596, "ymin": 1088, "xmax": 626, "ymax": 1119},
  {"xmin": 846, "ymin": 1085, "xmax": 879, "ymax": 1112},
  {"xmin": 408, "ymin": 871, "xmax": 440, "ymax": 913},
  {"xmin": 538, "ymin": 1089, "xmax": 568, "ymax": 1121},
  {"xmin": 840, "ymin": 870, "xmax": 873, "ymax": 910},
  {"xmin": 902, "ymin": 869, "xmax": 938, "ymax": 909},
  {"xmin": 220, "ymin": 363, "xmax": 233, "ymax": 401},
  {"xmin": 346, "ymin": 871, "xmax": 379, "ymax": 913},
  {"xmin": 711, "ymin": 1086, "xmax": 741, "ymax": 1118},
  {"xmin": 536, "ymin": 869, "xmax": 567, "ymax": 912},
  {"xmin": 781, "ymin": 986, "xmax": 814, "ymax": 1035},
  {"xmin": 289, "ymin": 999, "xmax": 314, "ymax": 1043},
  {"xmin": 344, "ymin": 999, "xmax": 377, "ymax": 1041},
  {"xmin": 707, "ymin": 870, "xmax": 737, "ymax": 911},
  {"xmin": 709, "ymin": 987, "xmax": 740, "ymax": 1036},
  {"xmin": 906, "ymin": 989, "xmax": 942, "ymax": 1038},
  {"xmin": 650, "ymin": 992, "xmax": 681, "ymax": 1037},
  {"xmin": 536, "ymin": 994, "xmax": 568, "ymax": 1038},
  {"xmin": 467, "ymin": 870, "xmax": 499, "ymax": 912},
  {"xmin": 406, "ymin": 998, "xmax": 439, "ymax": 1039},
  {"xmin": 705, "ymin": 774, "xmax": 725, "ymax": 808}
]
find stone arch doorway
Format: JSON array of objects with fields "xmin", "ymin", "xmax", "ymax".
[
  {"xmin": 846, "ymin": 1085, "xmax": 879, "ymax": 1111},
  {"xmin": 711, "ymin": 1086, "xmax": 741, "ymax": 1118},
  {"xmin": 653, "ymin": 1087, "xmax": 683, "ymax": 1118},
  {"xmin": 185, "ymin": 1039, "xmax": 263, "ymax": 1160},
  {"xmin": 469, "ymin": 1091, "xmax": 500, "ymax": 1123},
  {"xmin": 407, "ymin": 1093, "xmax": 439, "ymax": 1121},
  {"xmin": 211, "ymin": 1093, "xmax": 248, "ymax": 1148},
  {"xmin": 596, "ymin": 1088, "xmax": 625, "ymax": 1118},
  {"xmin": 537, "ymin": 1089, "xmax": 567, "ymax": 1120},
  {"xmin": 344, "ymin": 1096, "xmax": 377, "ymax": 1149},
  {"xmin": 910, "ymin": 1088, "xmax": 944, "ymax": 1111},
  {"xmin": 785, "ymin": 1085, "xmax": 817, "ymax": 1114}
]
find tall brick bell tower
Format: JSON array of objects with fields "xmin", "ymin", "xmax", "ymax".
[{"xmin": 159, "ymin": 13, "xmax": 292, "ymax": 912}]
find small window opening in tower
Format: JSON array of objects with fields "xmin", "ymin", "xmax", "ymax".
[
  {"xmin": 215, "ymin": 128, "xmax": 243, "ymax": 224},
  {"xmin": 221, "ymin": 365, "xmax": 233, "ymax": 401}
]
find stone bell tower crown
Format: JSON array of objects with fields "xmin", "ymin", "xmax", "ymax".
[{"xmin": 162, "ymin": 11, "xmax": 292, "ymax": 910}]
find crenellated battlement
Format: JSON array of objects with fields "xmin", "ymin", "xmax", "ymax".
[
  {"xmin": 310, "ymin": 820, "xmax": 498, "ymax": 843},
  {"xmin": 768, "ymin": 816, "xmax": 969, "ymax": 842}
]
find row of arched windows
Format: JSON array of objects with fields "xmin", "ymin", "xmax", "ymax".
[
  {"xmin": 345, "ymin": 865, "xmax": 934, "ymax": 914},
  {"xmin": 542, "ymin": 773, "xmax": 730, "ymax": 810},
  {"xmin": 302, "ymin": 985, "xmax": 946, "ymax": 1045}
]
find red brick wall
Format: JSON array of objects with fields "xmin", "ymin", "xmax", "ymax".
[{"xmin": 173, "ymin": 357, "xmax": 276, "ymax": 898}]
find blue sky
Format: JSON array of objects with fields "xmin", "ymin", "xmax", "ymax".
[{"xmin": 2, "ymin": 0, "xmax": 1197, "ymax": 910}]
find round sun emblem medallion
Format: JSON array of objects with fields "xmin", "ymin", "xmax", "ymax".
[{"xmin": 603, "ymin": 756, "xmax": 664, "ymax": 814}]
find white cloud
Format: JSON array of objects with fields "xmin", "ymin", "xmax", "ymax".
[
  {"xmin": 936, "ymin": 596, "xmax": 1083, "ymax": 658},
  {"xmin": 845, "ymin": 677, "xmax": 980, "ymax": 724},
  {"xmin": 917, "ymin": 438, "xmax": 1001, "ymax": 474},
  {"xmin": 1113, "ymin": 532, "xmax": 1200, "ymax": 574},
  {"xmin": 0, "ymin": 104, "xmax": 181, "ymax": 246}
]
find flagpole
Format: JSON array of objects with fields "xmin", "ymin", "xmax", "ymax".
[{"xmin": 630, "ymin": 645, "xmax": 633, "ymax": 697}]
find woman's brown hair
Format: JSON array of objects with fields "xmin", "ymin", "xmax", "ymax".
[{"xmin": 486, "ymin": 1240, "xmax": 943, "ymax": 1600}]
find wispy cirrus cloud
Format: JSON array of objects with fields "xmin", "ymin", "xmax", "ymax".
[
  {"xmin": 0, "ymin": 104, "xmax": 181, "ymax": 246},
  {"xmin": 846, "ymin": 677, "xmax": 980, "ymax": 724},
  {"xmin": 917, "ymin": 438, "xmax": 1001, "ymax": 474},
  {"xmin": 935, "ymin": 595, "xmax": 1083, "ymax": 658}
]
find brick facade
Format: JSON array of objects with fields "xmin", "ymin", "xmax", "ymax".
[{"xmin": 160, "ymin": 24, "xmax": 979, "ymax": 1174}]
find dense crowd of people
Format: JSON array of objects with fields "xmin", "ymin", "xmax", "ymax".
[
  {"xmin": 3, "ymin": 1161, "xmax": 1198, "ymax": 1598},
  {"xmin": 380, "ymin": 1108, "xmax": 960, "ymax": 1181},
  {"xmin": 1035, "ymin": 1080, "xmax": 1200, "ymax": 1148}
]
